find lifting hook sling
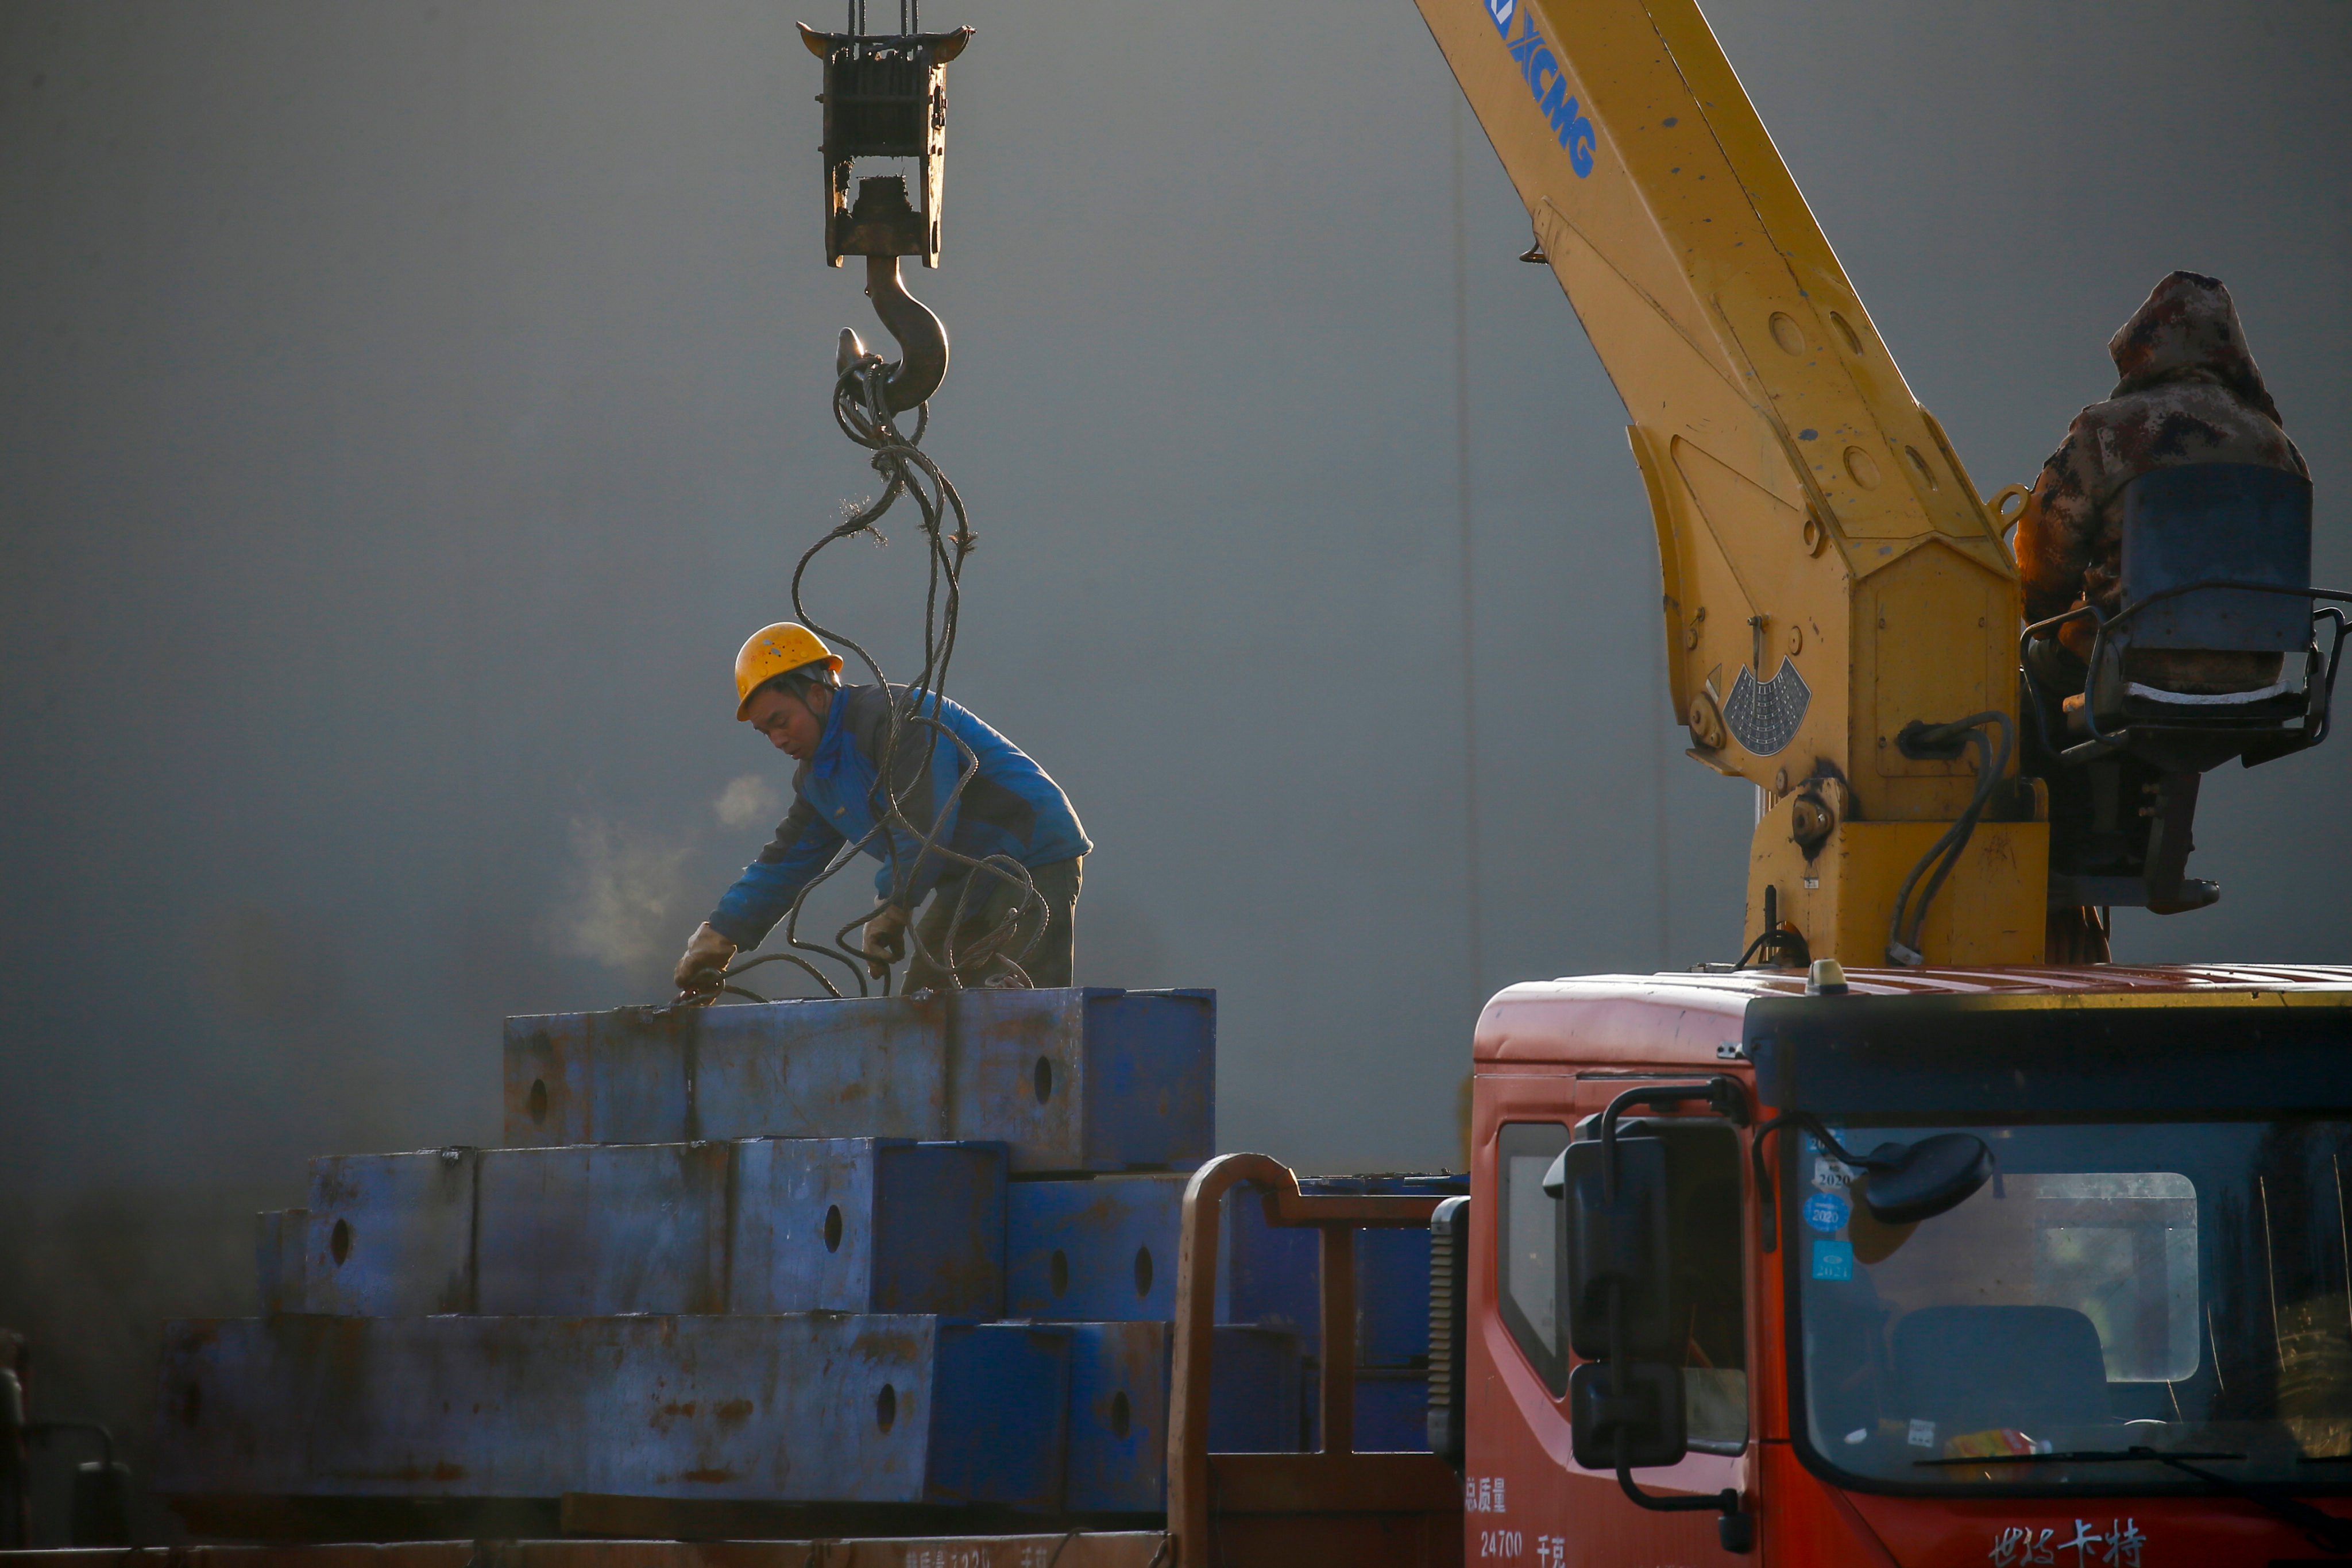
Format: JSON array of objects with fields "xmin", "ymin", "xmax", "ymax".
[{"xmin": 840, "ymin": 253, "xmax": 948, "ymax": 412}]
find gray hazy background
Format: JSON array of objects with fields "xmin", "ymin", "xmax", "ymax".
[{"xmin": 3, "ymin": 0, "xmax": 2346, "ymax": 1539}]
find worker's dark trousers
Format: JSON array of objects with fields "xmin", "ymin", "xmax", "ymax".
[{"xmin": 903, "ymin": 855, "xmax": 1081, "ymax": 991}]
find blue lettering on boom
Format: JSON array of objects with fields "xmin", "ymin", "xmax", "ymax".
[{"xmin": 1484, "ymin": 0, "xmax": 1595, "ymax": 176}]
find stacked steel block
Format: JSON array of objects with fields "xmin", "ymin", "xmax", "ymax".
[{"xmin": 159, "ymin": 987, "xmax": 1460, "ymax": 1525}]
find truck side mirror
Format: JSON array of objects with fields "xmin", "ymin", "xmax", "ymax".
[
  {"xmin": 1753, "ymin": 1114, "xmax": 1992, "ymax": 1250},
  {"xmin": 1548, "ymin": 1134, "xmax": 1686, "ymax": 1471},
  {"xmin": 1853, "ymin": 1131, "xmax": 1992, "ymax": 1225},
  {"xmin": 1545, "ymin": 1136, "xmax": 1674, "ymax": 1362},
  {"xmin": 1567, "ymin": 1359, "xmax": 1686, "ymax": 1470},
  {"xmin": 1546, "ymin": 1077, "xmax": 1751, "ymax": 1551}
]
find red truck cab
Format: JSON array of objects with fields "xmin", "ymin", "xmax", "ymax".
[{"xmin": 1450, "ymin": 965, "xmax": 2352, "ymax": 1566}]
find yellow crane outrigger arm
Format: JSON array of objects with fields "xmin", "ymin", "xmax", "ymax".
[{"xmin": 1419, "ymin": 0, "xmax": 2046, "ymax": 965}]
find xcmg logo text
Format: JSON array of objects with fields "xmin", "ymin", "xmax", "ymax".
[{"xmin": 1484, "ymin": 0, "xmax": 1597, "ymax": 176}]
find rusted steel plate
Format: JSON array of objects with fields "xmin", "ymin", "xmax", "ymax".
[
  {"xmin": 298, "ymin": 1151, "xmax": 478, "ymax": 1316},
  {"xmin": 154, "ymin": 1316, "xmax": 1071, "ymax": 1508},
  {"xmin": 731, "ymin": 1139, "xmax": 1005, "ymax": 1317},
  {"xmin": 500, "ymin": 991, "xmax": 1211, "ymax": 1174},
  {"xmin": 944, "ymin": 991, "xmax": 1211, "ymax": 1173},
  {"xmin": 503, "ymin": 999, "xmax": 951, "ymax": 1149},
  {"xmin": 476, "ymin": 1142, "xmax": 732, "ymax": 1315}
]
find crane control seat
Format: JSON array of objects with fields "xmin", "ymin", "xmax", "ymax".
[{"xmin": 2029, "ymin": 463, "xmax": 2338, "ymax": 776}]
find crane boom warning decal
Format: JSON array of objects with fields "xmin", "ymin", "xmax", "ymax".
[
  {"xmin": 1723, "ymin": 659, "xmax": 1810, "ymax": 755},
  {"xmin": 1483, "ymin": 0, "xmax": 1597, "ymax": 176}
]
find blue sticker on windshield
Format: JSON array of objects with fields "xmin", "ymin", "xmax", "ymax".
[
  {"xmin": 1811, "ymin": 1239, "xmax": 1855, "ymax": 1281},
  {"xmin": 1803, "ymin": 1191, "xmax": 1851, "ymax": 1234}
]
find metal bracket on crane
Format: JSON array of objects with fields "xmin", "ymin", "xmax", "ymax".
[{"xmin": 800, "ymin": 10, "xmax": 972, "ymax": 411}]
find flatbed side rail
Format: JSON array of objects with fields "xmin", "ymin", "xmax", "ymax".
[{"xmin": 1167, "ymin": 1154, "xmax": 1458, "ymax": 1568}]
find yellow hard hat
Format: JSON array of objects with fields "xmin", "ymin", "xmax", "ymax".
[{"xmin": 733, "ymin": 623, "xmax": 843, "ymax": 719}]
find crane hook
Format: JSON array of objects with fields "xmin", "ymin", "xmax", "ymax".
[{"xmin": 839, "ymin": 254, "xmax": 947, "ymax": 414}]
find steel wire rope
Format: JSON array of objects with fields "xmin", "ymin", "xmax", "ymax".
[{"xmin": 687, "ymin": 347, "xmax": 1046, "ymax": 1004}]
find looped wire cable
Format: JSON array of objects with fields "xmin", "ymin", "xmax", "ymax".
[{"xmin": 680, "ymin": 345, "xmax": 1046, "ymax": 1005}]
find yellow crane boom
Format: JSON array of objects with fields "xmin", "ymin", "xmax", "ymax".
[{"xmin": 1419, "ymin": 0, "xmax": 2046, "ymax": 965}]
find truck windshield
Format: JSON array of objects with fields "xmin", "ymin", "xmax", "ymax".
[{"xmin": 1790, "ymin": 1116, "xmax": 2352, "ymax": 1492}]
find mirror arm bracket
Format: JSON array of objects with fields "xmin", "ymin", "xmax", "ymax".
[
  {"xmin": 1749, "ymin": 1109, "xmax": 1853, "ymax": 1260},
  {"xmin": 1597, "ymin": 1075, "xmax": 1749, "ymax": 1201},
  {"xmin": 1602, "ymin": 1281, "xmax": 1752, "ymax": 1551},
  {"xmin": 1749, "ymin": 1109, "xmax": 1876, "ymax": 1253}
]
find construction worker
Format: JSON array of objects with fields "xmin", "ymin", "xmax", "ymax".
[
  {"xmin": 2016, "ymin": 270, "xmax": 2307, "ymax": 692},
  {"xmin": 673, "ymin": 623, "xmax": 1089, "ymax": 994},
  {"xmin": 2016, "ymin": 272, "xmax": 2307, "ymax": 963}
]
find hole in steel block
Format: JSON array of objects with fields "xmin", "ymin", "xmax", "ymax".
[
  {"xmin": 1049, "ymin": 1249, "xmax": 1069, "ymax": 1296},
  {"xmin": 875, "ymin": 1383, "xmax": 897, "ymax": 1432},
  {"xmin": 1134, "ymin": 1246, "xmax": 1153, "ymax": 1298},
  {"xmin": 1033, "ymin": 1056, "xmax": 1055, "ymax": 1103},
  {"xmin": 824, "ymin": 1204, "xmax": 844, "ymax": 1253},
  {"xmin": 528, "ymin": 1078, "xmax": 548, "ymax": 1125},
  {"xmin": 1110, "ymin": 1389, "xmax": 1132, "ymax": 1439},
  {"xmin": 181, "ymin": 1383, "xmax": 202, "ymax": 1427},
  {"xmin": 330, "ymin": 1218, "xmax": 352, "ymax": 1265}
]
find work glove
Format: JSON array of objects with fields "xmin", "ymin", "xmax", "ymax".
[
  {"xmin": 673, "ymin": 921, "xmax": 737, "ymax": 994},
  {"xmin": 862, "ymin": 905, "xmax": 909, "ymax": 979}
]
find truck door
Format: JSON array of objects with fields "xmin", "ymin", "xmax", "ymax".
[{"xmin": 1467, "ymin": 1084, "xmax": 1752, "ymax": 1567}]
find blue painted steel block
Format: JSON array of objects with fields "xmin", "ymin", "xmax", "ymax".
[
  {"xmin": 302, "ymin": 1149, "xmax": 478, "ymax": 1315},
  {"xmin": 947, "ymin": 989, "xmax": 1214, "ymax": 1173},
  {"xmin": 253, "ymin": 1210, "xmax": 307, "ymax": 1315},
  {"xmin": 501, "ymin": 990, "xmax": 1211, "ymax": 1173},
  {"xmin": 925, "ymin": 1322, "xmax": 1072, "ymax": 1508},
  {"xmin": 1351, "ymin": 1370, "xmax": 1430, "ymax": 1452},
  {"xmin": 1006, "ymin": 1175, "xmax": 1231, "ymax": 1322},
  {"xmin": 1059, "ymin": 1323, "xmax": 1305, "ymax": 1512},
  {"xmin": 475, "ymin": 1142, "xmax": 731, "ymax": 1315},
  {"xmin": 153, "ymin": 1314, "xmax": 1072, "ymax": 1508},
  {"xmin": 503, "ymin": 997, "xmax": 951, "ymax": 1148},
  {"xmin": 1303, "ymin": 1369, "xmax": 1430, "ymax": 1453},
  {"xmin": 1060, "ymin": 1321, "xmax": 1168, "ymax": 1513},
  {"xmin": 731, "ymin": 1138, "xmax": 1006, "ymax": 1317},
  {"xmin": 1222, "ymin": 1174, "xmax": 1466, "ymax": 1366},
  {"xmin": 1204, "ymin": 1326, "xmax": 1304, "ymax": 1454}
]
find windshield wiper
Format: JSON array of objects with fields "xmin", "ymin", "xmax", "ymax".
[
  {"xmin": 2130, "ymin": 1449, "xmax": 2351, "ymax": 1554},
  {"xmin": 1915, "ymin": 1447, "xmax": 2352, "ymax": 1552}
]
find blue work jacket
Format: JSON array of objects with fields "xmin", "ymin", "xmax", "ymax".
[{"xmin": 708, "ymin": 683, "xmax": 1089, "ymax": 948}]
